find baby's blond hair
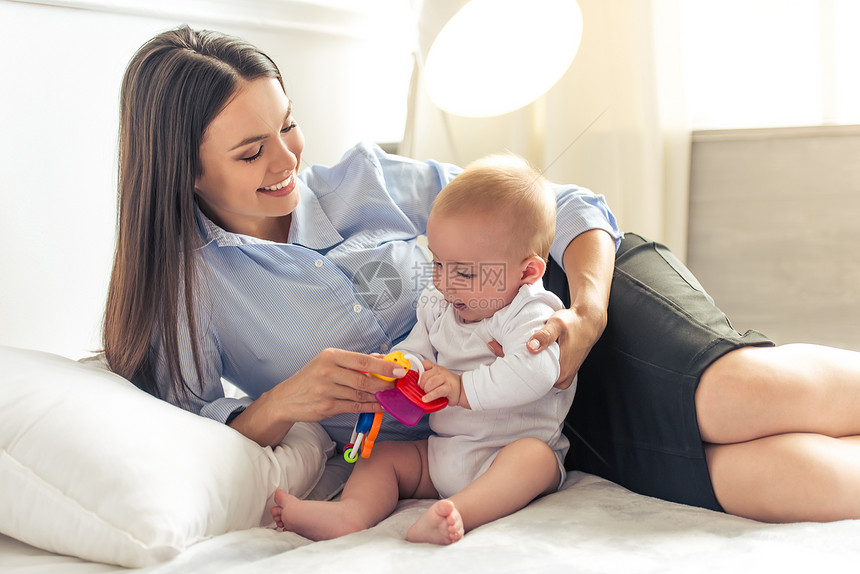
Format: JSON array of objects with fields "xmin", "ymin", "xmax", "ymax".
[{"xmin": 432, "ymin": 154, "xmax": 556, "ymax": 261}]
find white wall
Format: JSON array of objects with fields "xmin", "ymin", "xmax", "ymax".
[
  {"xmin": 686, "ymin": 125, "xmax": 860, "ymax": 351},
  {"xmin": 0, "ymin": 0, "xmax": 414, "ymax": 359}
]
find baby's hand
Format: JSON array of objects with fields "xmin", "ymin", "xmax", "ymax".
[{"xmin": 418, "ymin": 361, "xmax": 468, "ymax": 408}]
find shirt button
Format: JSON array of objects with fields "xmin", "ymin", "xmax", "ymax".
[
  {"xmin": 353, "ymin": 304, "xmax": 362, "ymax": 313},
  {"xmin": 314, "ymin": 259, "xmax": 324, "ymax": 268},
  {"xmin": 379, "ymin": 343, "xmax": 389, "ymax": 352}
]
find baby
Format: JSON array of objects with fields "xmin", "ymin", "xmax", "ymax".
[{"xmin": 271, "ymin": 154, "xmax": 574, "ymax": 544}]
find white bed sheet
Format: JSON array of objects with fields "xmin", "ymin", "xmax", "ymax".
[{"xmin": 4, "ymin": 471, "xmax": 860, "ymax": 574}]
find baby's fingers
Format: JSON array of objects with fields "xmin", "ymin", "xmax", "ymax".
[
  {"xmin": 421, "ymin": 384, "xmax": 449, "ymax": 403},
  {"xmin": 418, "ymin": 370, "xmax": 440, "ymax": 392}
]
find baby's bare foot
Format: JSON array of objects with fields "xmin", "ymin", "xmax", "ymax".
[
  {"xmin": 271, "ymin": 488, "xmax": 366, "ymax": 541},
  {"xmin": 406, "ymin": 499, "xmax": 464, "ymax": 545},
  {"xmin": 270, "ymin": 489, "xmax": 295, "ymax": 529}
]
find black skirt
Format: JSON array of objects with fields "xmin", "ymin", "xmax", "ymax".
[{"xmin": 546, "ymin": 233, "xmax": 773, "ymax": 511}]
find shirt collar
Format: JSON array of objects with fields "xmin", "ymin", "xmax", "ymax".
[
  {"xmin": 288, "ymin": 183, "xmax": 344, "ymax": 250},
  {"xmin": 194, "ymin": 182, "xmax": 343, "ymax": 250},
  {"xmin": 195, "ymin": 206, "xmax": 253, "ymax": 247}
]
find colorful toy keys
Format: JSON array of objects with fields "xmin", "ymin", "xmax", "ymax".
[
  {"xmin": 343, "ymin": 351, "xmax": 448, "ymax": 462},
  {"xmin": 374, "ymin": 365, "xmax": 448, "ymax": 426},
  {"xmin": 343, "ymin": 412, "xmax": 383, "ymax": 463}
]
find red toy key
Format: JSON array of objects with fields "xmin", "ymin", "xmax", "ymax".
[
  {"xmin": 375, "ymin": 368, "xmax": 447, "ymax": 426},
  {"xmin": 347, "ymin": 352, "xmax": 449, "ymax": 456}
]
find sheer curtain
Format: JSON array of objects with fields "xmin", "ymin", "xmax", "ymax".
[
  {"xmin": 541, "ymin": 0, "xmax": 688, "ymax": 258},
  {"xmin": 404, "ymin": 0, "xmax": 691, "ymax": 257}
]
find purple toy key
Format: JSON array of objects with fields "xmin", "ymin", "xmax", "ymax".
[{"xmin": 375, "ymin": 387, "xmax": 426, "ymax": 426}]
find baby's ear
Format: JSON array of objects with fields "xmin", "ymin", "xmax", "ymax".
[{"xmin": 520, "ymin": 256, "xmax": 547, "ymax": 285}]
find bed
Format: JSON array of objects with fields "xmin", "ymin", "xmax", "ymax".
[{"xmin": 3, "ymin": 345, "xmax": 860, "ymax": 573}]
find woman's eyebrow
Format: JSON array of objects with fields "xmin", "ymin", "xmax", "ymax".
[
  {"xmin": 230, "ymin": 132, "xmax": 268, "ymax": 151},
  {"xmin": 229, "ymin": 105, "xmax": 293, "ymax": 151}
]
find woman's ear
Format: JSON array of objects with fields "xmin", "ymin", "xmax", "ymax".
[{"xmin": 520, "ymin": 256, "xmax": 547, "ymax": 285}]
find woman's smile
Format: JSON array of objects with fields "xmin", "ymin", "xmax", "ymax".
[
  {"xmin": 259, "ymin": 173, "xmax": 296, "ymax": 196},
  {"xmin": 193, "ymin": 77, "xmax": 304, "ymax": 240}
]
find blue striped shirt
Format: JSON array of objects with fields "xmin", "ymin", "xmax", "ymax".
[{"xmin": 152, "ymin": 142, "xmax": 621, "ymax": 445}]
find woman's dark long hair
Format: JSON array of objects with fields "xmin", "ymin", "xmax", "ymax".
[{"xmin": 104, "ymin": 26, "xmax": 283, "ymax": 399}]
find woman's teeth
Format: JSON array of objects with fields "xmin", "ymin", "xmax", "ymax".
[{"xmin": 261, "ymin": 175, "xmax": 292, "ymax": 191}]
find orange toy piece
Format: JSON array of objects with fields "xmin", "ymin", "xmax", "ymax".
[
  {"xmin": 344, "ymin": 412, "xmax": 383, "ymax": 463},
  {"xmin": 360, "ymin": 409, "xmax": 384, "ymax": 458}
]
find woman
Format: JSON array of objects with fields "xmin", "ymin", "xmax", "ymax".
[
  {"xmin": 104, "ymin": 25, "xmax": 618, "ymax": 451},
  {"xmin": 105, "ymin": 26, "xmax": 860, "ymax": 524}
]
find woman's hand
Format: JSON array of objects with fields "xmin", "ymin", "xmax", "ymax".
[
  {"xmin": 275, "ymin": 348, "xmax": 407, "ymax": 420},
  {"xmin": 524, "ymin": 229, "xmax": 616, "ymax": 389},
  {"xmin": 229, "ymin": 348, "xmax": 407, "ymax": 447},
  {"xmin": 486, "ymin": 303, "xmax": 605, "ymax": 390},
  {"xmin": 527, "ymin": 306, "xmax": 606, "ymax": 389}
]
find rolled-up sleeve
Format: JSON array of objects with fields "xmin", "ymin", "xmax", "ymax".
[
  {"xmin": 200, "ymin": 396, "xmax": 254, "ymax": 424},
  {"xmin": 549, "ymin": 184, "xmax": 622, "ymax": 267}
]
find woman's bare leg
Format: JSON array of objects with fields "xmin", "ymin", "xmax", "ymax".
[
  {"xmin": 272, "ymin": 440, "xmax": 437, "ymax": 540},
  {"xmin": 696, "ymin": 344, "xmax": 860, "ymax": 522},
  {"xmin": 697, "ymin": 344, "xmax": 860, "ymax": 444},
  {"xmin": 706, "ymin": 435, "xmax": 860, "ymax": 522}
]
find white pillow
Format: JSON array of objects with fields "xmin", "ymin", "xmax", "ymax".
[{"xmin": 0, "ymin": 346, "xmax": 335, "ymax": 567}]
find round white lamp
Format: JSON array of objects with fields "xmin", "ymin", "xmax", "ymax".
[{"xmin": 423, "ymin": 0, "xmax": 583, "ymax": 117}]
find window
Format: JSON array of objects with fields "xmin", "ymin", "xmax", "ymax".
[{"xmin": 680, "ymin": 0, "xmax": 860, "ymax": 129}]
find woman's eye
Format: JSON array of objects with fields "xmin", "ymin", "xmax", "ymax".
[
  {"xmin": 456, "ymin": 271, "xmax": 476, "ymax": 279},
  {"xmin": 281, "ymin": 122, "xmax": 297, "ymax": 134},
  {"xmin": 242, "ymin": 146, "xmax": 263, "ymax": 163}
]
